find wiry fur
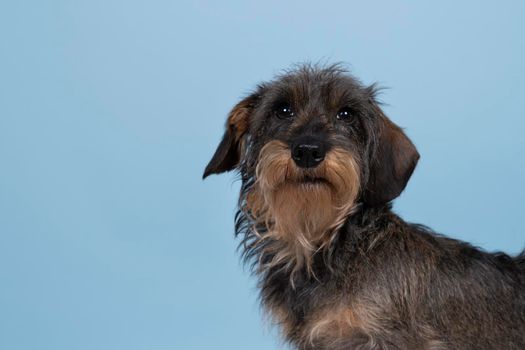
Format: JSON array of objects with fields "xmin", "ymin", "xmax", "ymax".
[
  {"xmin": 204, "ymin": 63, "xmax": 525, "ymax": 349},
  {"xmin": 246, "ymin": 140, "xmax": 361, "ymax": 281}
]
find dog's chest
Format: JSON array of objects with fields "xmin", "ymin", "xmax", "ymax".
[
  {"xmin": 263, "ymin": 276, "xmax": 367, "ymax": 347},
  {"xmin": 276, "ymin": 301, "xmax": 360, "ymax": 340}
]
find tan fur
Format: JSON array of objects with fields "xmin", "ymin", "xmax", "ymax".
[
  {"xmin": 244, "ymin": 140, "xmax": 361, "ymax": 280},
  {"xmin": 304, "ymin": 302, "xmax": 445, "ymax": 349},
  {"xmin": 305, "ymin": 305, "xmax": 360, "ymax": 344},
  {"xmin": 227, "ymin": 100, "xmax": 251, "ymax": 140},
  {"xmin": 303, "ymin": 298, "xmax": 389, "ymax": 347}
]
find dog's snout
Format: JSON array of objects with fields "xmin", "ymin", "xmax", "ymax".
[{"xmin": 291, "ymin": 137, "xmax": 326, "ymax": 168}]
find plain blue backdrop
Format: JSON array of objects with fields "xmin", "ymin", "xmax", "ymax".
[{"xmin": 1, "ymin": 1, "xmax": 524, "ymax": 349}]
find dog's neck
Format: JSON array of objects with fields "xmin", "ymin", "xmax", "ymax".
[{"xmin": 237, "ymin": 191, "xmax": 396, "ymax": 285}]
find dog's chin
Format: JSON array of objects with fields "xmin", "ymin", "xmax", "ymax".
[
  {"xmin": 269, "ymin": 179, "xmax": 337, "ymax": 235},
  {"xmin": 276, "ymin": 177, "xmax": 334, "ymax": 202}
]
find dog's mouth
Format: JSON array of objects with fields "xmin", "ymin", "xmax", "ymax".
[{"xmin": 295, "ymin": 175, "xmax": 330, "ymax": 186}]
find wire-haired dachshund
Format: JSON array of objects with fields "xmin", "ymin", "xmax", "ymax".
[{"xmin": 203, "ymin": 64, "xmax": 525, "ymax": 350}]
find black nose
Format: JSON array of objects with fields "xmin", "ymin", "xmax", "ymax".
[{"xmin": 291, "ymin": 137, "xmax": 326, "ymax": 168}]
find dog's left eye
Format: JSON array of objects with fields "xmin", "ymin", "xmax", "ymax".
[
  {"xmin": 336, "ymin": 107, "xmax": 353, "ymax": 120},
  {"xmin": 274, "ymin": 105, "xmax": 294, "ymax": 119}
]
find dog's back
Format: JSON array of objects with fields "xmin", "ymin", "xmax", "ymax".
[
  {"xmin": 517, "ymin": 251, "xmax": 525, "ymax": 271},
  {"xmin": 410, "ymin": 225, "xmax": 525, "ymax": 349}
]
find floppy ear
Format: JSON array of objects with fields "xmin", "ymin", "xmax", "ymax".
[
  {"xmin": 363, "ymin": 106, "xmax": 420, "ymax": 205},
  {"xmin": 202, "ymin": 94, "xmax": 258, "ymax": 179}
]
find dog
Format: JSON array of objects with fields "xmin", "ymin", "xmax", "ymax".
[{"xmin": 203, "ymin": 64, "xmax": 525, "ymax": 349}]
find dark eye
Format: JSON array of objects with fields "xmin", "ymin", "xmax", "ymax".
[
  {"xmin": 274, "ymin": 104, "xmax": 294, "ymax": 119},
  {"xmin": 336, "ymin": 107, "xmax": 353, "ymax": 120}
]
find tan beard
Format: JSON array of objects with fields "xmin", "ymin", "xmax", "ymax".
[{"xmin": 244, "ymin": 140, "xmax": 361, "ymax": 280}]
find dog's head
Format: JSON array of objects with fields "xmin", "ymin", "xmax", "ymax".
[{"xmin": 204, "ymin": 64, "xmax": 419, "ymax": 269}]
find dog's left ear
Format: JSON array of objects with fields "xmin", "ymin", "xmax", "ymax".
[
  {"xmin": 363, "ymin": 104, "xmax": 420, "ymax": 205},
  {"xmin": 203, "ymin": 93, "xmax": 258, "ymax": 179}
]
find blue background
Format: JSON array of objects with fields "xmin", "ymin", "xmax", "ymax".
[{"xmin": 1, "ymin": 1, "xmax": 524, "ymax": 349}]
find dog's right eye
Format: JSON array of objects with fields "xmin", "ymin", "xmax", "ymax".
[
  {"xmin": 274, "ymin": 105, "xmax": 294, "ymax": 119},
  {"xmin": 336, "ymin": 107, "xmax": 354, "ymax": 120}
]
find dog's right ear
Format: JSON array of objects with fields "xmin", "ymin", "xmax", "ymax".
[{"xmin": 203, "ymin": 93, "xmax": 259, "ymax": 179}]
